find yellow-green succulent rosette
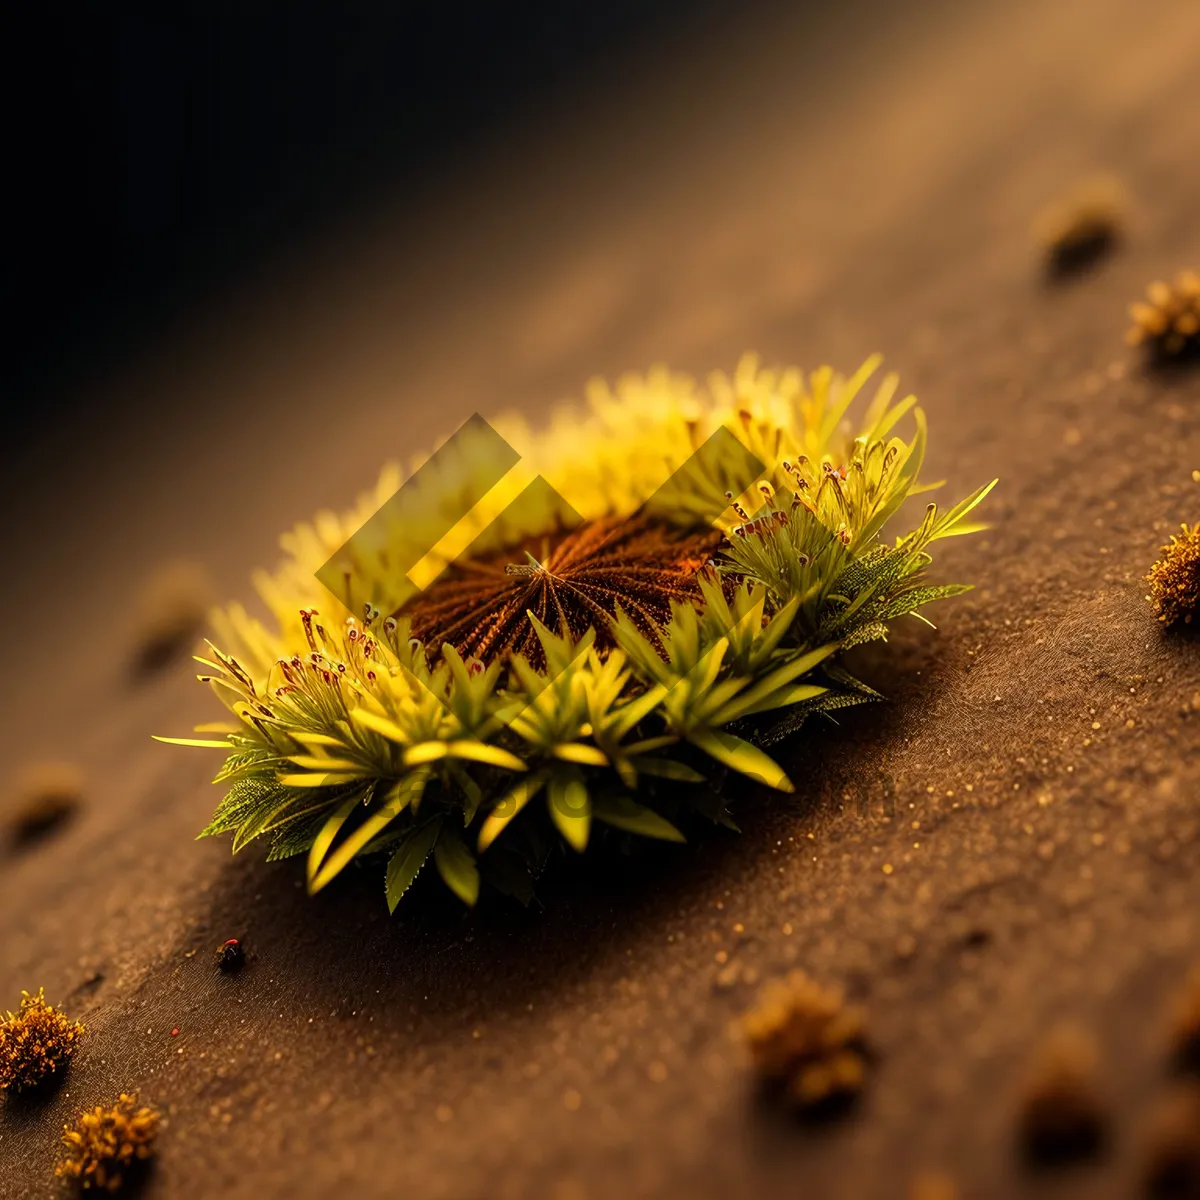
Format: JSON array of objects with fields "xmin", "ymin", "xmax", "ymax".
[{"xmin": 161, "ymin": 354, "xmax": 994, "ymax": 910}]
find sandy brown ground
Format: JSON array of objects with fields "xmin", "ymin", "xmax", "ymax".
[{"xmin": 3, "ymin": 0, "xmax": 1200, "ymax": 1196}]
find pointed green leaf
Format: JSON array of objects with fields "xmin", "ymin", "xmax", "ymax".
[
  {"xmin": 385, "ymin": 821, "xmax": 441, "ymax": 912},
  {"xmin": 306, "ymin": 794, "xmax": 362, "ymax": 886},
  {"xmin": 153, "ymin": 735, "xmax": 232, "ymax": 748},
  {"xmin": 547, "ymin": 769, "xmax": 591, "ymax": 852},
  {"xmin": 350, "ymin": 708, "xmax": 410, "ymax": 743},
  {"xmin": 750, "ymin": 595, "xmax": 802, "ymax": 662},
  {"xmin": 278, "ymin": 772, "xmax": 362, "ymax": 788},
  {"xmin": 929, "ymin": 478, "xmax": 997, "ymax": 541},
  {"xmin": 633, "ymin": 756, "xmax": 706, "ymax": 783},
  {"xmin": 477, "ymin": 772, "xmax": 547, "ymax": 852},
  {"xmin": 607, "ymin": 682, "xmax": 669, "ymax": 739},
  {"xmin": 714, "ymin": 643, "xmax": 837, "ymax": 722},
  {"xmin": 621, "ymin": 735, "xmax": 680, "ymax": 756},
  {"xmin": 290, "ymin": 731, "xmax": 348, "ymax": 750},
  {"xmin": 688, "ymin": 728, "xmax": 794, "ymax": 792},
  {"xmin": 444, "ymin": 741, "xmax": 527, "ymax": 771},
  {"xmin": 433, "ymin": 827, "xmax": 480, "ymax": 906},
  {"xmin": 311, "ymin": 775, "xmax": 425, "ymax": 894},
  {"xmin": 401, "ymin": 740, "xmax": 526, "ymax": 771},
  {"xmin": 552, "ymin": 743, "xmax": 609, "ymax": 766},
  {"xmin": 594, "ymin": 796, "xmax": 686, "ymax": 842},
  {"xmin": 286, "ymin": 755, "xmax": 363, "ymax": 772},
  {"xmin": 866, "ymin": 393, "xmax": 917, "ymax": 443}
]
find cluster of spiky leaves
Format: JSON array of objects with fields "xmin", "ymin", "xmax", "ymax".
[
  {"xmin": 161, "ymin": 356, "xmax": 994, "ymax": 910},
  {"xmin": 56, "ymin": 1093, "xmax": 159, "ymax": 1191},
  {"xmin": 0, "ymin": 989, "xmax": 85, "ymax": 1093}
]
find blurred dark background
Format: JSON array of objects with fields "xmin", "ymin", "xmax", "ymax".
[{"xmin": 5, "ymin": 2, "xmax": 732, "ymax": 414}]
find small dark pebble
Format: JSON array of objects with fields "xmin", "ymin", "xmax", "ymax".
[{"xmin": 216, "ymin": 939, "xmax": 245, "ymax": 973}]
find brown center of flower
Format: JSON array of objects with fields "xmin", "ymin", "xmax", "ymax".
[{"xmin": 404, "ymin": 514, "xmax": 723, "ymax": 667}]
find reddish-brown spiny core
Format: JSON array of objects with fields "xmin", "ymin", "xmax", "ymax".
[{"xmin": 404, "ymin": 514, "xmax": 723, "ymax": 668}]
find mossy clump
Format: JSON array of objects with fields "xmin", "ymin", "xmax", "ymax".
[
  {"xmin": 1167, "ymin": 965, "xmax": 1200, "ymax": 1075},
  {"xmin": 1128, "ymin": 270, "xmax": 1200, "ymax": 358},
  {"xmin": 739, "ymin": 969, "xmax": 870, "ymax": 1111},
  {"xmin": 1147, "ymin": 520, "xmax": 1200, "ymax": 628},
  {"xmin": 0, "ymin": 989, "xmax": 85, "ymax": 1094},
  {"xmin": 1034, "ymin": 174, "xmax": 1127, "ymax": 277},
  {"xmin": 1015, "ymin": 1026, "xmax": 1108, "ymax": 1165},
  {"xmin": 1140, "ymin": 1085, "xmax": 1200, "ymax": 1199},
  {"xmin": 56, "ymin": 1093, "xmax": 160, "ymax": 1192},
  {"xmin": 907, "ymin": 1172, "xmax": 958, "ymax": 1200},
  {"xmin": 161, "ymin": 356, "xmax": 994, "ymax": 912},
  {"xmin": 3, "ymin": 761, "xmax": 83, "ymax": 847},
  {"xmin": 133, "ymin": 559, "xmax": 213, "ymax": 671}
]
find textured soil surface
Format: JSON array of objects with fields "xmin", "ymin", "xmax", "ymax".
[{"xmin": 3, "ymin": 1, "xmax": 1200, "ymax": 1197}]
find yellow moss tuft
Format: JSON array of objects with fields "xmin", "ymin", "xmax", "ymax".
[
  {"xmin": 1034, "ymin": 174, "xmax": 1127, "ymax": 275},
  {"xmin": 0, "ymin": 988, "xmax": 85, "ymax": 1093},
  {"xmin": 1168, "ymin": 965, "xmax": 1200, "ymax": 1074},
  {"xmin": 1127, "ymin": 270, "xmax": 1200, "ymax": 357},
  {"xmin": 1015, "ymin": 1025, "xmax": 1107, "ymax": 1164},
  {"xmin": 133, "ymin": 559, "xmax": 213, "ymax": 670},
  {"xmin": 163, "ymin": 356, "xmax": 994, "ymax": 911},
  {"xmin": 1139, "ymin": 1085, "xmax": 1200, "ymax": 1199},
  {"xmin": 56, "ymin": 1093, "xmax": 160, "ymax": 1192},
  {"xmin": 1146, "ymin": 522, "xmax": 1200, "ymax": 627},
  {"xmin": 907, "ymin": 1172, "xmax": 958, "ymax": 1200},
  {"xmin": 3, "ymin": 761, "xmax": 83, "ymax": 846},
  {"xmin": 739, "ymin": 969, "xmax": 870, "ymax": 1109}
]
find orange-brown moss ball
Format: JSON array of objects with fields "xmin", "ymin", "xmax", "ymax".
[
  {"xmin": 0, "ymin": 988, "xmax": 85, "ymax": 1093},
  {"xmin": 739, "ymin": 969, "xmax": 869, "ymax": 1110},
  {"xmin": 133, "ymin": 559, "xmax": 213, "ymax": 671},
  {"xmin": 908, "ymin": 1172, "xmax": 959, "ymax": 1200},
  {"xmin": 1034, "ymin": 174, "xmax": 1127, "ymax": 276},
  {"xmin": 1146, "ymin": 523, "xmax": 1200, "ymax": 627},
  {"xmin": 56, "ymin": 1093, "xmax": 160, "ymax": 1192},
  {"xmin": 3, "ymin": 761, "xmax": 83, "ymax": 846},
  {"xmin": 1128, "ymin": 270, "xmax": 1200, "ymax": 357},
  {"xmin": 1168, "ymin": 966, "xmax": 1200, "ymax": 1075},
  {"xmin": 1015, "ymin": 1025, "xmax": 1108, "ymax": 1165},
  {"xmin": 1140, "ymin": 1085, "xmax": 1200, "ymax": 1199}
]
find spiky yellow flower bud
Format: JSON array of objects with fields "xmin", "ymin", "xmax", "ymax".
[
  {"xmin": 56, "ymin": 1093, "xmax": 160, "ymax": 1192},
  {"xmin": 0, "ymin": 988, "xmax": 85, "ymax": 1093}
]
